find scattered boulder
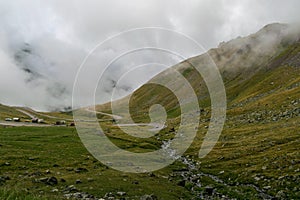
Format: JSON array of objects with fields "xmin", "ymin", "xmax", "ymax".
[
  {"xmin": 169, "ymin": 127, "xmax": 175, "ymax": 132},
  {"xmin": 46, "ymin": 177, "xmax": 58, "ymax": 186},
  {"xmin": 64, "ymin": 185, "xmax": 78, "ymax": 193},
  {"xmin": 104, "ymin": 192, "xmax": 115, "ymax": 199},
  {"xmin": 75, "ymin": 167, "xmax": 88, "ymax": 173},
  {"xmin": 117, "ymin": 191, "xmax": 126, "ymax": 196},
  {"xmin": 28, "ymin": 157, "xmax": 38, "ymax": 161},
  {"xmin": 148, "ymin": 172, "xmax": 155, "ymax": 177},
  {"xmin": 87, "ymin": 178, "xmax": 94, "ymax": 182},
  {"xmin": 177, "ymin": 179, "xmax": 186, "ymax": 187},
  {"xmin": 204, "ymin": 186, "xmax": 215, "ymax": 196},
  {"xmin": 140, "ymin": 194, "xmax": 158, "ymax": 200},
  {"xmin": 275, "ymin": 190, "xmax": 286, "ymax": 199},
  {"xmin": 0, "ymin": 176, "xmax": 10, "ymax": 185},
  {"xmin": 51, "ymin": 188, "xmax": 59, "ymax": 193},
  {"xmin": 263, "ymin": 186, "xmax": 271, "ymax": 190},
  {"xmin": 38, "ymin": 177, "xmax": 58, "ymax": 186},
  {"xmin": 65, "ymin": 167, "xmax": 74, "ymax": 171},
  {"xmin": 64, "ymin": 192, "xmax": 96, "ymax": 199},
  {"xmin": 2, "ymin": 162, "xmax": 11, "ymax": 166},
  {"xmin": 31, "ymin": 171, "xmax": 44, "ymax": 177}
]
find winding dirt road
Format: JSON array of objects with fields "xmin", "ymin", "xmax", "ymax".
[{"xmin": 85, "ymin": 107, "xmax": 166, "ymax": 131}]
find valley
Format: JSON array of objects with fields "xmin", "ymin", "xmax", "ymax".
[{"xmin": 0, "ymin": 23, "xmax": 299, "ymax": 199}]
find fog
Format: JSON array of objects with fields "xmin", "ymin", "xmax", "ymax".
[{"xmin": 0, "ymin": 0, "xmax": 299, "ymax": 111}]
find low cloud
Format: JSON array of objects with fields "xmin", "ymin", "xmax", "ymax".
[{"xmin": 0, "ymin": 0, "xmax": 299, "ymax": 111}]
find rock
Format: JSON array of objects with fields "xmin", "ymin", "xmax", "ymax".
[
  {"xmin": 0, "ymin": 179, "xmax": 6, "ymax": 186},
  {"xmin": 263, "ymin": 186, "xmax": 271, "ymax": 190},
  {"xmin": 64, "ymin": 185, "xmax": 78, "ymax": 193},
  {"xmin": 87, "ymin": 178, "xmax": 94, "ymax": 182},
  {"xmin": 64, "ymin": 193, "xmax": 72, "ymax": 198},
  {"xmin": 117, "ymin": 191, "xmax": 126, "ymax": 196},
  {"xmin": 47, "ymin": 177, "xmax": 58, "ymax": 186},
  {"xmin": 169, "ymin": 127, "xmax": 175, "ymax": 132},
  {"xmin": 204, "ymin": 186, "xmax": 214, "ymax": 196},
  {"xmin": 30, "ymin": 171, "xmax": 43, "ymax": 177},
  {"xmin": 60, "ymin": 178, "xmax": 66, "ymax": 183},
  {"xmin": 104, "ymin": 192, "xmax": 115, "ymax": 198},
  {"xmin": 140, "ymin": 194, "xmax": 158, "ymax": 200},
  {"xmin": 177, "ymin": 180, "xmax": 186, "ymax": 187},
  {"xmin": 37, "ymin": 177, "xmax": 47, "ymax": 183},
  {"xmin": 275, "ymin": 190, "xmax": 286, "ymax": 199},
  {"xmin": 65, "ymin": 167, "xmax": 73, "ymax": 171},
  {"xmin": 75, "ymin": 167, "xmax": 88, "ymax": 173},
  {"xmin": 45, "ymin": 169, "xmax": 51, "ymax": 174},
  {"xmin": 37, "ymin": 177, "xmax": 58, "ymax": 186},
  {"xmin": 51, "ymin": 188, "xmax": 59, "ymax": 192},
  {"xmin": 64, "ymin": 192, "xmax": 95, "ymax": 199},
  {"xmin": 75, "ymin": 179, "xmax": 82, "ymax": 184},
  {"xmin": 132, "ymin": 180, "xmax": 139, "ymax": 184},
  {"xmin": 1, "ymin": 176, "xmax": 10, "ymax": 180},
  {"xmin": 0, "ymin": 176, "xmax": 10, "ymax": 185},
  {"xmin": 254, "ymin": 176, "xmax": 261, "ymax": 181}
]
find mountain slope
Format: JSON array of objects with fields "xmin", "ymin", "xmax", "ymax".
[
  {"xmin": 95, "ymin": 23, "xmax": 300, "ymax": 198},
  {"xmin": 97, "ymin": 23, "xmax": 300, "ymax": 117}
]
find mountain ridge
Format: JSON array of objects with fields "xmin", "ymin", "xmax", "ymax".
[{"xmin": 91, "ymin": 23, "xmax": 300, "ymax": 198}]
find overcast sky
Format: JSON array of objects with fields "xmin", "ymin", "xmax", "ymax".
[{"xmin": 0, "ymin": 0, "xmax": 299, "ymax": 111}]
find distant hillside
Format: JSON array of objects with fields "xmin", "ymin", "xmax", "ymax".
[{"xmin": 0, "ymin": 104, "xmax": 28, "ymax": 120}]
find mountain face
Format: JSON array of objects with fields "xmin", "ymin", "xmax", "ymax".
[
  {"xmin": 105, "ymin": 23, "xmax": 300, "ymax": 121},
  {"xmin": 97, "ymin": 23, "xmax": 300, "ymax": 198}
]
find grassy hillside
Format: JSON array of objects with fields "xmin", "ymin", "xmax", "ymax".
[
  {"xmin": 0, "ymin": 104, "xmax": 29, "ymax": 120},
  {"xmin": 0, "ymin": 104, "xmax": 73, "ymax": 124},
  {"xmin": 94, "ymin": 23, "xmax": 300, "ymax": 199}
]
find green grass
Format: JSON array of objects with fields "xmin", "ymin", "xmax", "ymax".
[
  {"xmin": 0, "ymin": 187, "xmax": 54, "ymax": 200},
  {"xmin": 2, "ymin": 118, "xmax": 297, "ymax": 199},
  {"xmin": 0, "ymin": 126, "xmax": 194, "ymax": 199}
]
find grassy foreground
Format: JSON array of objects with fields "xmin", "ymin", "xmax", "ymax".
[
  {"xmin": 0, "ymin": 112, "xmax": 299, "ymax": 199},
  {"xmin": 0, "ymin": 126, "xmax": 194, "ymax": 199}
]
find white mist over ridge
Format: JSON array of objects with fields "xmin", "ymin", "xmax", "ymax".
[{"xmin": 0, "ymin": 0, "xmax": 299, "ymax": 111}]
